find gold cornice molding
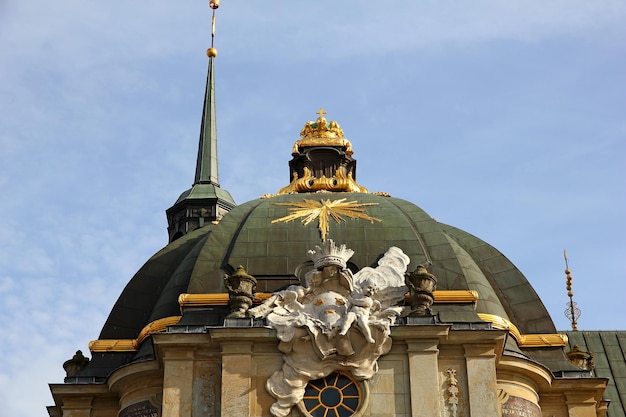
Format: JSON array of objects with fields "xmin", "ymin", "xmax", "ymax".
[
  {"xmin": 432, "ymin": 290, "xmax": 478, "ymax": 304},
  {"xmin": 136, "ymin": 316, "xmax": 181, "ymax": 345},
  {"xmin": 178, "ymin": 290, "xmax": 478, "ymax": 308},
  {"xmin": 477, "ymin": 313, "xmax": 568, "ymax": 347},
  {"xmin": 522, "ymin": 333, "xmax": 568, "ymax": 347},
  {"xmin": 89, "ymin": 316, "xmax": 181, "ymax": 352},
  {"xmin": 178, "ymin": 293, "xmax": 230, "ymax": 306},
  {"xmin": 88, "ymin": 339, "xmax": 137, "ymax": 352}
]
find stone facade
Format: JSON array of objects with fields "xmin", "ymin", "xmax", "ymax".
[{"xmin": 49, "ymin": 322, "xmax": 608, "ymax": 417}]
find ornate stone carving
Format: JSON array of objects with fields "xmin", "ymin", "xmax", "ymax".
[
  {"xmin": 249, "ymin": 240, "xmax": 410, "ymax": 417},
  {"xmin": 194, "ymin": 362, "xmax": 220, "ymax": 417},
  {"xmin": 405, "ymin": 264, "xmax": 437, "ymax": 316},
  {"xmin": 223, "ymin": 266, "xmax": 257, "ymax": 318},
  {"xmin": 446, "ymin": 368, "xmax": 460, "ymax": 417}
]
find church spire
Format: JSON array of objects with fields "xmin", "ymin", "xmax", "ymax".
[
  {"xmin": 194, "ymin": 2, "xmax": 220, "ymax": 185},
  {"xmin": 165, "ymin": 0, "xmax": 235, "ymax": 242},
  {"xmin": 194, "ymin": 56, "xmax": 219, "ymax": 185}
]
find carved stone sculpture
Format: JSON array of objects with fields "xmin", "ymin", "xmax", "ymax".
[
  {"xmin": 248, "ymin": 240, "xmax": 410, "ymax": 417},
  {"xmin": 405, "ymin": 263, "xmax": 437, "ymax": 316},
  {"xmin": 223, "ymin": 265, "xmax": 257, "ymax": 318},
  {"xmin": 446, "ymin": 368, "xmax": 460, "ymax": 417}
]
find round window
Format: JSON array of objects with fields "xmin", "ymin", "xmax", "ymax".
[{"xmin": 300, "ymin": 372, "xmax": 366, "ymax": 417}]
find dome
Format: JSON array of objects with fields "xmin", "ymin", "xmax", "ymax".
[
  {"xmin": 100, "ymin": 191, "xmax": 556, "ymax": 342},
  {"xmin": 98, "ymin": 110, "xmax": 556, "ymax": 346}
]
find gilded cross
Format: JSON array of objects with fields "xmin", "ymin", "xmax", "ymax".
[{"xmin": 316, "ymin": 107, "xmax": 327, "ymax": 118}]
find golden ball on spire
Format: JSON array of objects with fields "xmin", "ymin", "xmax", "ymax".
[
  {"xmin": 210, "ymin": 0, "xmax": 220, "ymax": 9},
  {"xmin": 207, "ymin": 47, "xmax": 218, "ymax": 57}
]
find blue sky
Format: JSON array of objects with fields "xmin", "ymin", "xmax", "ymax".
[{"xmin": 1, "ymin": 1, "xmax": 625, "ymax": 415}]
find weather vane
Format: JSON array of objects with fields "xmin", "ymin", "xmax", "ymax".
[{"xmin": 563, "ymin": 249, "xmax": 581, "ymax": 331}]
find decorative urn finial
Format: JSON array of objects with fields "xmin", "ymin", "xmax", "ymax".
[
  {"xmin": 224, "ymin": 265, "xmax": 257, "ymax": 318},
  {"xmin": 63, "ymin": 350, "xmax": 90, "ymax": 378},
  {"xmin": 405, "ymin": 264, "xmax": 438, "ymax": 316},
  {"xmin": 566, "ymin": 344, "xmax": 594, "ymax": 370}
]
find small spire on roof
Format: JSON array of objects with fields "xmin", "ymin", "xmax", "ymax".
[
  {"xmin": 563, "ymin": 249, "xmax": 581, "ymax": 331},
  {"xmin": 194, "ymin": 0, "xmax": 221, "ymax": 185},
  {"xmin": 165, "ymin": 0, "xmax": 235, "ymax": 242}
]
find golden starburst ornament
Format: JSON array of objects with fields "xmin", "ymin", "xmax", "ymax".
[{"xmin": 271, "ymin": 198, "xmax": 381, "ymax": 241}]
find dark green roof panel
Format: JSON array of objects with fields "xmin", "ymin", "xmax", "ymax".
[{"xmin": 99, "ymin": 192, "xmax": 557, "ymax": 346}]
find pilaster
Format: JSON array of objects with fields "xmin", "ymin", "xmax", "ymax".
[
  {"xmin": 406, "ymin": 339, "xmax": 442, "ymax": 417},
  {"xmin": 464, "ymin": 343, "xmax": 500, "ymax": 417},
  {"xmin": 162, "ymin": 349, "xmax": 195, "ymax": 417},
  {"xmin": 220, "ymin": 341, "xmax": 254, "ymax": 416}
]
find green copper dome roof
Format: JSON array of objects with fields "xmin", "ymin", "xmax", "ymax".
[{"xmin": 99, "ymin": 191, "xmax": 556, "ymax": 340}]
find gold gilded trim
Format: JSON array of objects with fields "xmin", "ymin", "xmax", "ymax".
[
  {"xmin": 88, "ymin": 316, "xmax": 182, "ymax": 352},
  {"xmin": 179, "ymin": 290, "xmax": 478, "ymax": 308},
  {"xmin": 432, "ymin": 290, "xmax": 479, "ymax": 303},
  {"xmin": 179, "ymin": 293, "xmax": 268, "ymax": 307},
  {"xmin": 88, "ymin": 339, "xmax": 137, "ymax": 352},
  {"xmin": 136, "ymin": 316, "xmax": 182, "ymax": 346},
  {"xmin": 271, "ymin": 198, "xmax": 381, "ymax": 241},
  {"xmin": 178, "ymin": 293, "xmax": 229, "ymax": 306},
  {"xmin": 477, "ymin": 313, "xmax": 568, "ymax": 347},
  {"xmin": 521, "ymin": 334, "xmax": 569, "ymax": 347},
  {"xmin": 293, "ymin": 108, "xmax": 354, "ymax": 156},
  {"xmin": 277, "ymin": 167, "xmax": 368, "ymax": 194}
]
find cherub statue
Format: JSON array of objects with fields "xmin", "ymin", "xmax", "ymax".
[
  {"xmin": 343, "ymin": 246, "xmax": 410, "ymax": 339},
  {"xmin": 339, "ymin": 280, "xmax": 380, "ymax": 343}
]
